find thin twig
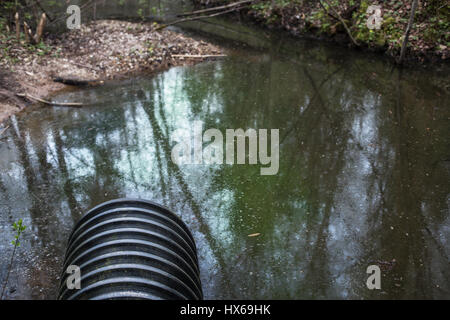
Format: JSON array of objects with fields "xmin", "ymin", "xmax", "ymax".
[
  {"xmin": 70, "ymin": 61, "xmax": 100, "ymax": 71},
  {"xmin": 318, "ymin": 1, "xmax": 339, "ymax": 21},
  {"xmin": 0, "ymin": 126, "xmax": 10, "ymax": 137},
  {"xmin": 177, "ymin": 0, "xmax": 253, "ymax": 17},
  {"xmin": 16, "ymin": 93, "xmax": 84, "ymax": 107},
  {"xmin": 319, "ymin": 0, "xmax": 359, "ymax": 47},
  {"xmin": 33, "ymin": 0, "xmax": 54, "ymax": 22},
  {"xmin": 155, "ymin": 6, "xmax": 248, "ymax": 31}
]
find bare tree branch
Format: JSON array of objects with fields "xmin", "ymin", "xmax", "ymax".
[
  {"xmin": 177, "ymin": 0, "xmax": 253, "ymax": 17},
  {"xmin": 319, "ymin": 0, "xmax": 359, "ymax": 47},
  {"xmin": 156, "ymin": 5, "xmax": 249, "ymax": 31}
]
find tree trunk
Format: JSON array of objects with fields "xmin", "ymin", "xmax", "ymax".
[
  {"xmin": 23, "ymin": 21, "xmax": 34, "ymax": 44},
  {"xmin": 398, "ymin": 0, "xmax": 419, "ymax": 64},
  {"xmin": 15, "ymin": 12, "xmax": 20, "ymax": 41},
  {"xmin": 34, "ymin": 13, "xmax": 46, "ymax": 43}
]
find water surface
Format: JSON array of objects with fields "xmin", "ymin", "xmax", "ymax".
[{"xmin": 1, "ymin": 16, "xmax": 449, "ymax": 300}]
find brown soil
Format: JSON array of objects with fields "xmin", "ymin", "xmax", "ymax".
[{"xmin": 0, "ymin": 20, "xmax": 223, "ymax": 124}]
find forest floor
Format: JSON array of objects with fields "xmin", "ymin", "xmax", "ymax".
[
  {"xmin": 0, "ymin": 20, "xmax": 223, "ymax": 124},
  {"xmin": 195, "ymin": 0, "xmax": 449, "ymax": 63}
]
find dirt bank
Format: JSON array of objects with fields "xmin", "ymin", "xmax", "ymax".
[
  {"xmin": 194, "ymin": 0, "xmax": 449, "ymax": 64},
  {"xmin": 0, "ymin": 19, "xmax": 223, "ymax": 124}
]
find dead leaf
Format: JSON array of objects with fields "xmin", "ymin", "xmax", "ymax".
[{"xmin": 248, "ymin": 233, "xmax": 261, "ymax": 237}]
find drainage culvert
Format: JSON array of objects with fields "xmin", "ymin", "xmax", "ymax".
[{"xmin": 58, "ymin": 198, "xmax": 202, "ymax": 300}]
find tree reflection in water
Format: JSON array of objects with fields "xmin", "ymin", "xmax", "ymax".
[{"xmin": 0, "ymin": 43, "xmax": 448, "ymax": 299}]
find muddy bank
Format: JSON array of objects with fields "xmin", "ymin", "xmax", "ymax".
[{"xmin": 0, "ymin": 19, "xmax": 223, "ymax": 124}]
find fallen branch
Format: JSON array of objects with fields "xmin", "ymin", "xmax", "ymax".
[
  {"xmin": 177, "ymin": 0, "xmax": 253, "ymax": 17},
  {"xmin": 0, "ymin": 88, "xmax": 26, "ymax": 108},
  {"xmin": 16, "ymin": 93, "xmax": 84, "ymax": 107},
  {"xmin": 319, "ymin": 0, "xmax": 359, "ymax": 47},
  {"xmin": 398, "ymin": 0, "xmax": 419, "ymax": 64},
  {"xmin": 172, "ymin": 54, "xmax": 227, "ymax": 58},
  {"xmin": 0, "ymin": 126, "xmax": 10, "ymax": 137},
  {"xmin": 318, "ymin": 1, "xmax": 339, "ymax": 21},
  {"xmin": 155, "ymin": 6, "xmax": 248, "ymax": 31},
  {"xmin": 70, "ymin": 61, "xmax": 101, "ymax": 72}
]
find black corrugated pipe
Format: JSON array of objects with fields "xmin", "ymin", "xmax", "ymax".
[{"xmin": 58, "ymin": 198, "xmax": 203, "ymax": 300}]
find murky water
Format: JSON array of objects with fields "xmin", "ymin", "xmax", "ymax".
[{"xmin": 1, "ymin": 2, "xmax": 450, "ymax": 300}]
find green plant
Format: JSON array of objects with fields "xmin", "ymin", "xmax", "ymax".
[
  {"xmin": 137, "ymin": 8, "xmax": 144, "ymax": 21},
  {"xmin": 11, "ymin": 219, "xmax": 26, "ymax": 246},
  {"xmin": 1, "ymin": 218, "xmax": 26, "ymax": 299}
]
